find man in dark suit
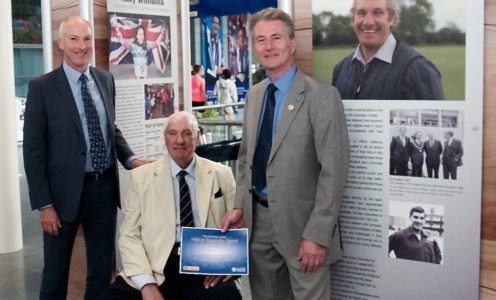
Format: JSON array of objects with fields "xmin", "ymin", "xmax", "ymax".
[
  {"xmin": 424, "ymin": 133, "xmax": 443, "ymax": 178},
  {"xmin": 23, "ymin": 16, "xmax": 149, "ymax": 300},
  {"xmin": 221, "ymin": 8, "xmax": 349, "ymax": 300},
  {"xmin": 390, "ymin": 127, "xmax": 410, "ymax": 176},
  {"xmin": 442, "ymin": 131, "xmax": 463, "ymax": 180}
]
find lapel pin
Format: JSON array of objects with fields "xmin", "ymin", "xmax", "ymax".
[{"xmin": 288, "ymin": 104, "xmax": 294, "ymax": 111}]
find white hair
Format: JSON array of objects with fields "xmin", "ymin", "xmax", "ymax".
[{"xmin": 163, "ymin": 111, "xmax": 199, "ymax": 135}]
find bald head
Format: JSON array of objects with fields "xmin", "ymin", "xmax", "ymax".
[
  {"xmin": 59, "ymin": 16, "xmax": 92, "ymax": 39},
  {"xmin": 57, "ymin": 16, "xmax": 93, "ymax": 73}
]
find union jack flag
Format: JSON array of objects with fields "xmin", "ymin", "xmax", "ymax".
[{"xmin": 109, "ymin": 15, "xmax": 170, "ymax": 74}]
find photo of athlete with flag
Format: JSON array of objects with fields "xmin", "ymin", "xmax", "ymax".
[{"xmin": 109, "ymin": 13, "xmax": 171, "ymax": 79}]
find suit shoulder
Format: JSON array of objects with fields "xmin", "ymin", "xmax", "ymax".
[
  {"xmin": 91, "ymin": 66, "xmax": 112, "ymax": 76},
  {"xmin": 130, "ymin": 158, "xmax": 162, "ymax": 178},
  {"xmin": 302, "ymin": 73, "xmax": 341, "ymax": 103},
  {"xmin": 91, "ymin": 67, "xmax": 114, "ymax": 81}
]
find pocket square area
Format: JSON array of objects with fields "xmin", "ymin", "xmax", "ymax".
[{"xmin": 214, "ymin": 188, "xmax": 223, "ymax": 198}]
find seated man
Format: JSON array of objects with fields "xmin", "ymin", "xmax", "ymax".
[{"xmin": 106, "ymin": 111, "xmax": 241, "ymax": 299}]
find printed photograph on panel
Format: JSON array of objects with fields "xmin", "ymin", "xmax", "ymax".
[
  {"xmin": 202, "ymin": 15, "xmax": 224, "ymax": 82},
  {"xmin": 389, "ymin": 201, "xmax": 444, "ymax": 265},
  {"xmin": 226, "ymin": 15, "xmax": 250, "ymax": 84},
  {"xmin": 144, "ymin": 83, "xmax": 174, "ymax": 120},
  {"xmin": 312, "ymin": 0, "xmax": 466, "ymax": 100},
  {"xmin": 389, "ymin": 109, "xmax": 464, "ymax": 180},
  {"xmin": 108, "ymin": 13, "xmax": 171, "ymax": 80}
]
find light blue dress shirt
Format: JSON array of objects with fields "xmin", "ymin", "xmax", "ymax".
[
  {"xmin": 63, "ymin": 62, "xmax": 113, "ymax": 172},
  {"xmin": 254, "ymin": 64, "xmax": 297, "ymax": 197},
  {"xmin": 168, "ymin": 155, "xmax": 201, "ymax": 242}
]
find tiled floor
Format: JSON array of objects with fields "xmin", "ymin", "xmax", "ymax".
[
  {"xmin": 0, "ymin": 146, "xmax": 87, "ymax": 299},
  {"xmin": 0, "ymin": 145, "xmax": 44, "ymax": 299}
]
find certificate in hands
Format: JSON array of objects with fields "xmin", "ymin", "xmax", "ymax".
[{"xmin": 180, "ymin": 227, "xmax": 249, "ymax": 275}]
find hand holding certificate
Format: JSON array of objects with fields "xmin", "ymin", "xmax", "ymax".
[{"xmin": 180, "ymin": 227, "xmax": 249, "ymax": 276}]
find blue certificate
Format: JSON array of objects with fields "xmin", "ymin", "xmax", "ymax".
[{"xmin": 180, "ymin": 227, "xmax": 249, "ymax": 275}]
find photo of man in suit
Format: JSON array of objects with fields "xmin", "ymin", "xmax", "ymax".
[
  {"xmin": 236, "ymin": 26, "xmax": 249, "ymax": 82},
  {"xmin": 105, "ymin": 112, "xmax": 241, "ymax": 299},
  {"xmin": 409, "ymin": 131, "xmax": 424, "ymax": 177},
  {"xmin": 390, "ymin": 127, "xmax": 410, "ymax": 176},
  {"xmin": 442, "ymin": 131, "xmax": 464, "ymax": 180},
  {"xmin": 220, "ymin": 8, "xmax": 349, "ymax": 300},
  {"xmin": 23, "ymin": 16, "xmax": 151, "ymax": 300},
  {"xmin": 424, "ymin": 133, "xmax": 443, "ymax": 178},
  {"xmin": 206, "ymin": 15, "xmax": 223, "ymax": 79}
]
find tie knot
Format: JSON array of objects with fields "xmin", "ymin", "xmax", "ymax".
[
  {"xmin": 79, "ymin": 73, "xmax": 88, "ymax": 83},
  {"xmin": 267, "ymin": 83, "xmax": 277, "ymax": 95},
  {"xmin": 178, "ymin": 170, "xmax": 188, "ymax": 179}
]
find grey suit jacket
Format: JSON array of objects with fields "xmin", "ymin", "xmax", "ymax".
[
  {"xmin": 235, "ymin": 70, "xmax": 349, "ymax": 264},
  {"xmin": 23, "ymin": 66, "xmax": 134, "ymax": 222}
]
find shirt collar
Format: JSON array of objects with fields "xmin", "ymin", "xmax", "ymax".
[
  {"xmin": 63, "ymin": 61, "xmax": 91, "ymax": 84},
  {"xmin": 406, "ymin": 226, "xmax": 427, "ymax": 238},
  {"xmin": 168, "ymin": 155, "xmax": 196, "ymax": 179},
  {"xmin": 269, "ymin": 64, "xmax": 297, "ymax": 92},
  {"xmin": 353, "ymin": 33, "xmax": 396, "ymax": 64}
]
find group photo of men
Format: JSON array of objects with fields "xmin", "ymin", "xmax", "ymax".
[
  {"xmin": 389, "ymin": 108, "xmax": 464, "ymax": 180},
  {"xmin": 389, "ymin": 126, "xmax": 464, "ymax": 180}
]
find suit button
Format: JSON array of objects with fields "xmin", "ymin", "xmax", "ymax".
[
  {"xmin": 250, "ymin": 165, "xmax": 252, "ymax": 170},
  {"xmin": 81, "ymin": 151, "xmax": 86, "ymax": 156},
  {"xmin": 248, "ymin": 189, "xmax": 252, "ymax": 194}
]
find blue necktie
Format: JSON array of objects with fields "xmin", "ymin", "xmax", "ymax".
[
  {"xmin": 79, "ymin": 74, "xmax": 108, "ymax": 172},
  {"xmin": 252, "ymin": 83, "xmax": 277, "ymax": 195},
  {"xmin": 178, "ymin": 170, "xmax": 194, "ymax": 227}
]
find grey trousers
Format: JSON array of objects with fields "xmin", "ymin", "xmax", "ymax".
[{"xmin": 249, "ymin": 202, "xmax": 330, "ymax": 300}]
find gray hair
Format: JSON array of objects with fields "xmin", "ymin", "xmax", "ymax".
[
  {"xmin": 350, "ymin": 0, "xmax": 401, "ymax": 28},
  {"xmin": 249, "ymin": 7, "xmax": 295, "ymax": 39},
  {"xmin": 58, "ymin": 16, "xmax": 92, "ymax": 38},
  {"xmin": 163, "ymin": 111, "xmax": 199, "ymax": 136}
]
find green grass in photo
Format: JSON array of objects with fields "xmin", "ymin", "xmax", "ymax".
[{"xmin": 313, "ymin": 45, "xmax": 465, "ymax": 100}]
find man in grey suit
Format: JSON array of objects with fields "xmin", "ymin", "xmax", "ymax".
[
  {"xmin": 23, "ymin": 16, "xmax": 149, "ymax": 299},
  {"xmin": 221, "ymin": 8, "xmax": 349, "ymax": 300}
]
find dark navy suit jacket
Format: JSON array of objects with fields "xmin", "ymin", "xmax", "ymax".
[{"xmin": 23, "ymin": 66, "xmax": 134, "ymax": 222}]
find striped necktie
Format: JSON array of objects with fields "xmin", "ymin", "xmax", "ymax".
[{"xmin": 178, "ymin": 170, "xmax": 194, "ymax": 227}]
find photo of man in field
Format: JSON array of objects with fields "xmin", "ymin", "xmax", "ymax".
[{"xmin": 312, "ymin": 0, "xmax": 466, "ymax": 100}]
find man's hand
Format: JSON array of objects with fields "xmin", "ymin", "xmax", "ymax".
[
  {"xmin": 203, "ymin": 275, "xmax": 232, "ymax": 289},
  {"xmin": 141, "ymin": 283, "xmax": 165, "ymax": 300},
  {"xmin": 39, "ymin": 207, "xmax": 61, "ymax": 236},
  {"xmin": 131, "ymin": 159, "xmax": 154, "ymax": 169},
  {"xmin": 219, "ymin": 208, "xmax": 244, "ymax": 232},
  {"xmin": 298, "ymin": 239, "xmax": 327, "ymax": 274}
]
